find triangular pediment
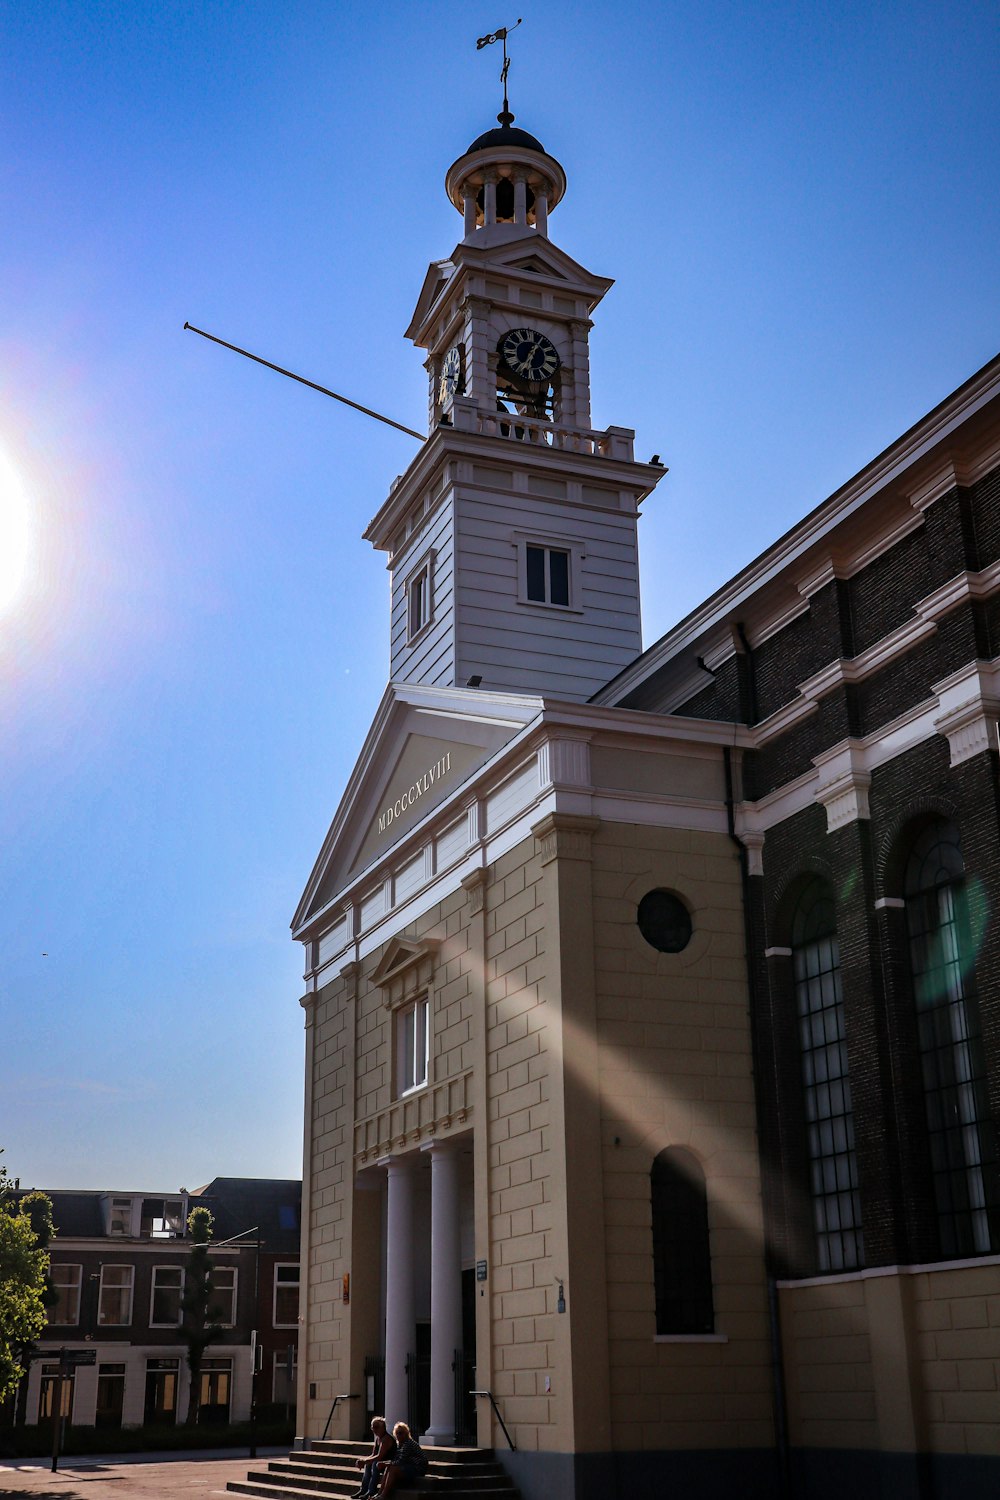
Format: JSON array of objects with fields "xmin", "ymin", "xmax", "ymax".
[
  {"xmin": 369, "ymin": 936, "xmax": 440, "ymax": 989},
  {"xmin": 292, "ymin": 682, "xmax": 542, "ymax": 938},
  {"xmin": 404, "ymin": 258, "xmax": 456, "ymax": 341}
]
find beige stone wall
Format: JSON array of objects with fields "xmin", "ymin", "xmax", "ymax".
[
  {"xmin": 780, "ymin": 1261, "xmax": 1000, "ymax": 1460},
  {"xmin": 590, "ymin": 823, "xmax": 774, "ymax": 1453},
  {"xmin": 482, "ymin": 834, "xmax": 562, "ymax": 1454}
]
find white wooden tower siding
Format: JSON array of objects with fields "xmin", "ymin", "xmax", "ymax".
[{"xmin": 364, "ymin": 117, "xmax": 664, "ymax": 702}]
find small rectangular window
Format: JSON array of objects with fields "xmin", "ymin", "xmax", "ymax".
[
  {"xmin": 525, "ymin": 544, "xmax": 571, "ymax": 606},
  {"xmin": 98, "ymin": 1265, "xmax": 134, "ymax": 1326},
  {"xmin": 209, "ymin": 1266, "xmax": 237, "ymax": 1327},
  {"xmin": 398, "ymin": 996, "xmax": 429, "ymax": 1095},
  {"xmin": 49, "ymin": 1264, "xmax": 82, "ymax": 1325},
  {"xmin": 273, "ymin": 1263, "xmax": 300, "ymax": 1327},
  {"xmin": 109, "ymin": 1197, "xmax": 133, "ymax": 1235},
  {"xmin": 150, "ymin": 1266, "xmax": 183, "ymax": 1326}
]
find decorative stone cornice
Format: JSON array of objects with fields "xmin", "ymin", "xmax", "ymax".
[
  {"xmin": 370, "ymin": 936, "xmax": 440, "ymax": 1010},
  {"xmin": 531, "ymin": 812, "xmax": 600, "ymax": 866},
  {"xmin": 813, "ymin": 741, "xmax": 872, "ymax": 832},
  {"xmin": 740, "ymin": 832, "xmax": 765, "ymax": 877},
  {"xmin": 537, "ymin": 733, "xmax": 591, "ymax": 790},
  {"xmin": 935, "ymin": 695, "xmax": 1000, "ymax": 767},
  {"xmin": 460, "ymin": 867, "xmax": 488, "ymax": 914}
]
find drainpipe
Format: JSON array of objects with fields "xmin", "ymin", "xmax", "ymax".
[{"xmin": 724, "ymin": 741, "xmax": 792, "ymax": 1500}]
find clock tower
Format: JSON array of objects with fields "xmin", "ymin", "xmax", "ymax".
[{"xmin": 364, "ymin": 112, "xmax": 664, "ymax": 702}]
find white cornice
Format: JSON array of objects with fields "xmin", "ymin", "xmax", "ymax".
[{"xmin": 595, "ymin": 353, "xmax": 1000, "ymax": 707}]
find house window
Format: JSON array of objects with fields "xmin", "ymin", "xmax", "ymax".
[
  {"xmin": 48, "ymin": 1264, "xmax": 82, "ymax": 1325},
  {"xmin": 792, "ymin": 878, "xmax": 864, "ymax": 1273},
  {"xmin": 525, "ymin": 544, "xmax": 570, "ymax": 606},
  {"xmin": 150, "ymin": 1266, "xmax": 184, "ymax": 1326},
  {"xmin": 39, "ymin": 1366, "xmax": 75, "ymax": 1424},
  {"xmin": 397, "ymin": 996, "xmax": 429, "ymax": 1095},
  {"xmin": 144, "ymin": 1358, "xmax": 179, "ymax": 1425},
  {"xmin": 273, "ymin": 1347, "xmax": 298, "ymax": 1406},
  {"xmin": 904, "ymin": 818, "xmax": 996, "ymax": 1258},
  {"xmin": 273, "ymin": 1264, "xmax": 300, "ymax": 1327},
  {"xmin": 95, "ymin": 1364, "xmax": 126, "ymax": 1429},
  {"xmin": 405, "ymin": 553, "xmax": 434, "ymax": 642},
  {"xmin": 109, "ymin": 1197, "xmax": 134, "ymax": 1235},
  {"xmin": 98, "ymin": 1265, "xmax": 134, "ymax": 1326},
  {"xmin": 209, "ymin": 1266, "xmax": 237, "ymax": 1327},
  {"xmin": 651, "ymin": 1148, "xmax": 714, "ymax": 1335},
  {"xmin": 141, "ymin": 1198, "xmax": 184, "ymax": 1238}
]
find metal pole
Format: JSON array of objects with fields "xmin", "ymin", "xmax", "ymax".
[
  {"xmin": 50, "ymin": 1353, "xmax": 65, "ymax": 1473},
  {"xmin": 249, "ymin": 1226, "xmax": 260, "ymax": 1459},
  {"xmin": 183, "ymin": 323, "xmax": 424, "ymax": 441}
]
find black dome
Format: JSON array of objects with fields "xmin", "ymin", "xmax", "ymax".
[{"xmin": 467, "ymin": 123, "xmax": 546, "ymax": 154}]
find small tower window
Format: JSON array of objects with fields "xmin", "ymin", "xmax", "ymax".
[
  {"xmin": 526, "ymin": 545, "xmax": 570, "ymax": 606},
  {"xmin": 404, "ymin": 550, "xmax": 435, "ymax": 642},
  {"xmin": 651, "ymin": 1148, "xmax": 714, "ymax": 1335}
]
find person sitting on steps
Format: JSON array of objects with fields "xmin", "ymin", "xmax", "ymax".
[
  {"xmin": 371, "ymin": 1421, "xmax": 427, "ymax": 1496},
  {"xmin": 352, "ymin": 1416, "xmax": 396, "ymax": 1497}
]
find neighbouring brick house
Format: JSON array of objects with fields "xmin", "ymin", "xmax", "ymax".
[
  {"xmin": 287, "ymin": 106, "xmax": 1000, "ymax": 1500},
  {"xmin": 7, "ymin": 1177, "xmax": 300, "ymax": 1431}
]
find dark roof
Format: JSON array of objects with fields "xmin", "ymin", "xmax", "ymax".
[
  {"xmin": 14, "ymin": 1190, "xmax": 105, "ymax": 1238},
  {"xmin": 467, "ymin": 122, "xmax": 546, "ymax": 155},
  {"xmin": 195, "ymin": 1177, "xmax": 302, "ymax": 1254}
]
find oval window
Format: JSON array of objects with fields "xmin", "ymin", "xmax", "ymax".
[{"xmin": 637, "ymin": 889, "xmax": 692, "ymax": 953}]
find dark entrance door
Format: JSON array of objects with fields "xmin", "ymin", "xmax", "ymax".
[
  {"xmin": 144, "ymin": 1358, "xmax": 179, "ymax": 1424},
  {"xmin": 95, "ymin": 1364, "xmax": 125, "ymax": 1428}
]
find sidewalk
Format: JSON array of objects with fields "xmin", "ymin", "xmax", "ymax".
[{"xmin": 0, "ymin": 1449, "xmax": 286, "ymax": 1500}]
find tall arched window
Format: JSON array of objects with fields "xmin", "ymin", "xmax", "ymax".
[
  {"xmin": 651, "ymin": 1148, "xmax": 713, "ymax": 1335},
  {"xmin": 904, "ymin": 819, "xmax": 996, "ymax": 1257},
  {"xmin": 792, "ymin": 879, "xmax": 864, "ymax": 1272}
]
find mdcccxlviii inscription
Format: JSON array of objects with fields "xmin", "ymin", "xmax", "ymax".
[{"xmin": 378, "ymin": 752, "xmax": 452, "ymax": 834}]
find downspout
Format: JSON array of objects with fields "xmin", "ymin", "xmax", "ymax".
[{"xmin": 724, "ymin": 740, "xmax": 792, "ymax": 1500}]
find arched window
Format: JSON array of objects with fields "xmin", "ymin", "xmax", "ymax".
[
  {"xmin": 904, "ymin": 819, "xmax": 995, "ymax": 1257},
  {"xmin": 651, "ymin": 1148, "xmax": 713, "ymax": 1334},
  {"xmin": 792, "ymin": 879, "xmax": 864, "ymax": 1272}
]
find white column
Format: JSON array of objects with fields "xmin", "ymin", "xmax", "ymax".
[
  {"xmin": 423, "ymin": 1140, "xmax": 463, "ymax": 1445},
  {"xmin": 534, "ymin": 187, "xmax": 549, "ymax": 236},
  {"xmin": 513, "ymin": 173, "xmax": 527, "ymax": 225},
  {"xmin": 384, "ymin": 1156, "xmax": 416, "ymax": 1426},
  {"xmin": 463, "ymin": 189, "xmax": 477, "ymax": 236},
  {"xmin": 483, "ymin": 172, "xmax": 497, "ymax": 226}
]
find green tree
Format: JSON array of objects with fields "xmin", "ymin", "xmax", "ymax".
[
  {"xmin": 0, "ymin": 1157, "xmax": 54, "ymax": 1404},
  {"xmin": 180, "ymin": 1206, "xmax": 225, "ymax": 1425}
]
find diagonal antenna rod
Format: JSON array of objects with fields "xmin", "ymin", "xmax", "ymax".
[{"xmin": 183, "ymin": 322, "xmax": 423, "ymax": 441}]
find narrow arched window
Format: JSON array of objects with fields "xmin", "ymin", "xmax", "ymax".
[
  {"xmin": 792, "ymin": 879, "xmax": 864, "ymax": 1272},
  {"xmin": 651, "ymin": 1148, "xmax": 713, "ymax": 1334},
  {"xmin": 904, "ymin": 819, "xmax": 995, "ymax": 1257}
]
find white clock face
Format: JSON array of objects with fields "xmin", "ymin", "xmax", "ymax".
[
  {"xmin": 498, "ymin": 328, "xmax": 560, "ymax": 384},
  {"xmin": 439, "ymin": 345, "xmax": 463, "ymax": 402}
]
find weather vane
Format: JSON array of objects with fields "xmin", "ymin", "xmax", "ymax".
[{"xmin": 477, "ymin": 17, "xmax": 522, "ymax": 123}]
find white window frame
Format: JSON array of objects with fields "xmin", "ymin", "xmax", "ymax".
[
  {"xmin": 396, "ymin": 994, "xmax": 429, "ymax": 1097},
  {"xmin": 48, "ymin": 1263, "xmax": 82, "ymax": 1325},
  {"xmin": 512, "ymin": 531, "xmax": 584, "ymax": 613},
  {"xmin": 149, "ymin": 1265, "xmax": 184, "ymax": 1327},
  {"xmin": 208, "ymin": 1265, "xmax": 237, "ymax": 1328},
  {"xmin": 272, "ymin": 1346, "xmax": 298, "ymax": 1404},
  {"xmin": 404, "ymin": 548, "xmax": 435, "ymax": 643},
  {"xmin": 273, "ymin": 1263, "xmax": 300, "ymax": 1328},
  {"xmin": 108, "ymin": 1196, "xmax": 135, "ymax": 1236},
  {"xmin": 97, "ymin": 1264, "xmax": 134, "ymax": 1326}
]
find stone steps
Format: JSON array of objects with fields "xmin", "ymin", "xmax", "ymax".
[{"xmin": 226, "ymin": 1443, "xmax": 519, "ymax": 1500}]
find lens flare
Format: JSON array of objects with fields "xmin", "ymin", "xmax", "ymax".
[{"xmin": 0, "ymin": 443, "xmax": 31, "ymax": 616}]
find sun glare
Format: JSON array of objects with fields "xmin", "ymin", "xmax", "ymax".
[{"xmin": 0, "ymin": 443, "xmax": 32, "ymax": 616}]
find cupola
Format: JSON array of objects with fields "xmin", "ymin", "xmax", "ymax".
[{"xmin": 445, "ymin": 110, "xmax": 567, "ymax": 242}]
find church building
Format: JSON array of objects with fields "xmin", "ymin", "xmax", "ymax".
[{"xmin": 290, "ymin": 105, "xmax": 1000, "ymax": 1500}]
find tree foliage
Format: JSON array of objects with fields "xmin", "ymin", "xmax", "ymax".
[
  {"xmin": 0, "ymin": 1156, "xmax": 54, "ymax": 1404},
  {"xmin": 180, "ymin": 1205, "xmax": 226, "ymax": 1425}
]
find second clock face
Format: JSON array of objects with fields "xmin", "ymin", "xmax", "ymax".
[{"xmin": 498, "ymin": 328, "xmax": 560, "ymax": 384}]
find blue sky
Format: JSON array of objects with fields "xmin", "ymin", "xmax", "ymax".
[{"xmin": 2, "ymin": 0, "xmax": 998, "ymax": 1191}]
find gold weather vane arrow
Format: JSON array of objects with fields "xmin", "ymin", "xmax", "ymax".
[
  {"xmin": 183, "ymin": 323, "xmax": 423, "ymax": 441},
  {"xmin": 477, "ymin": 18, "xmax": 522, "ymax": 120}
]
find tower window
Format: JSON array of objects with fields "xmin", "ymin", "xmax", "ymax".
[
  {"xmin": 526, "ymin": 545, "xmax": 570, "ymax": 606},
  {"xmin": 403, "ymin": 550, "xmax": 435, "ymax": 642},
  {"xmin": 397, "ymin": 995, "xmax": 429, "ymax": 1095}
]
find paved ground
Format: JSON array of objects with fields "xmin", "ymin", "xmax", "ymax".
[{"xmin": 0, "ymin": 1449, "xmax": 287, "ymax": 1500}]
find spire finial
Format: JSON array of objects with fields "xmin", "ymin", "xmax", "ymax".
[{"xmin": 476, "ymin": 18, "xmax": 522, "ymax": 125}]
